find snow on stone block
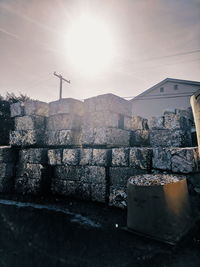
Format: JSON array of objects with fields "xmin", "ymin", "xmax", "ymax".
[
  {"xmin": 62, "ymin": 149, "xmax": 80, "ymax": 166},
  {"xmin": 48, "ymin": 149, "xmax": 62, "ymax": 166},
  {"xmin": 10, "ymin": 130, "xmax": 44, "ymax": 146},
  {"xmin": 112, "ymin": 148, "xmax": 129, "ymax": 167},
  {"xmin": 19, "ymin": 148, "xmax": 48, "ymax": 164}
]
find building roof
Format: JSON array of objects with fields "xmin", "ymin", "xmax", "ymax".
[{"xmin": 131, "ymin": 78, "xmax": 200, "ymax": 101}]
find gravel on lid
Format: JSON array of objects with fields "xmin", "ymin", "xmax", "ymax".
[{"xmin": 128, "ymin": 174, "xmax": 185, "ymax": 186}]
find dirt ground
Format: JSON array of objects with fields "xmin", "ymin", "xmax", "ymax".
[{"xmin": 0, "ymin": 195, "xmax": 200, "ymax": 267}]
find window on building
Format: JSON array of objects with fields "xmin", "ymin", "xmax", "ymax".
[
  {"xmin": 174, "ymin": 84, "xmax": 178, "ymax": 90},
  {"xmin": 160, "ymin": 87, "xmax": 164, "ymax": 93}
]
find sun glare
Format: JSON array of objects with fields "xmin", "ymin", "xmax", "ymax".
[{"xmin": 66, "ymin": 15, "xmax": 115, "ymax": 76}]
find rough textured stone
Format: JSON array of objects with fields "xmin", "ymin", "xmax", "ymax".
[
  {"xmin": 16, "ymin": 163, "xmax": 45, "ymax": 178},
  {"xmin": 0, "ymin": 163, "xmax": 14, "ymax": 177},
  {"xmin": 171, "ymin": 147, "xmax": 199, "ymax": 173},
  {"xmin": 19, "ymin": 148, "xmax": 48, "ymax": 164},
  {"xmin": 130, "ymin": 130, "xmax": 150, "ymax": 146},
  {"xmin": 10, "ymin": 102, "xmax": 24, "ymax": 117},
  {"xmin": 83, "ymin": 111, "xmax": 120, "ymax": 129},
  {"xmin": 112, "ymin": 148, "xmax": 129, "ymax": 167},
  {"xmin": 79, "ymin": 149, "xmax": 93, "ymax": 165},
  {"xmin": 46, "ymin": 114, "xmax": 82, "ymax": 131},
  {"xmin": 150, "ymin": 129, "xmax": 192, "ymax": 147},
  {"xmin": 51, "ymin": 179, "xmax": 91, "ymax": 200},
  {"xmin": 0, "ymin": 146, "xmax": 17, "ymax": 163},
  {"xmin": 15, "ymin": 116, "xmax": 46, "ymax": 130},
  {"xmin": 124, "ymin": 116, "xmax": 148, "ymax": 131},
  {"xmin": 62, "ymin": 149, "xmax": 80, "ymax": 165},
  {"xmin": 129, "ymin": 147, "xmax": 152, "ymax": 170},
  {"xmin": 148, "ymin": 116, "xmax": 164, "ymax": 130},
  {"xmin": 80, "ymin": 166, "xmax": 106, "ymax": 184},
  {"xmin": 49, "ymin": 98, "xmax": 84, "ymax": 116},
  {"xmin": 45, "ymin": 130, "xmax": 81, "ymax": 146},
  {"xmin": 164, "ymin": 113, "xmax": 190, "ymax": 130},
  {"xmin": 109, "ymin": 167, "xmax": 147, "ymax": 187},
  {"xmin": 152, "ymin": 147, "xmax": 172, "ymax": 170},
  {"xmin": 91, "ymin": 184, "xmax": 106, "ymax": 203},
  {"xmin": 10, "ymin": 130, "xmax": 44, "ymax": 146},
  {"xmin": 92, "ymin": 149, "xmax": 111, "ymax": 166},
  {"xmin": 109, "ymin": 186, "xmax": 127, "ymax": 209},
  {"xmin": 48, "ymin": 149, "xmax": 62, "ymax": 165},
  {"xmin": 24, "ymin": 101, "xmax": 49, "ymax": 117},
  {"xmin": 54, "ymin": 166, "xmax": 82, "ymax": 181},
  {"xmin": 81, "ymin": 127, "xmax": 130, "ymax": 147},
  {"xmin": 15, "ymin": 177, "xmax": 41, "ymax": 195},
  {"xmin": 84, "ymin": 93, "xmax": 132, "ymax": 117}
]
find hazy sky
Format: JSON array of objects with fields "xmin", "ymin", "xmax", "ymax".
[{"xmin": 0, "ymin": 0, "xmax": 200, "ymax": 102}]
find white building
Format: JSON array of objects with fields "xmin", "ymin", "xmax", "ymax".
[{"xmin": 130, "ymin": 78, "xmax": 200, "ymax": 118}]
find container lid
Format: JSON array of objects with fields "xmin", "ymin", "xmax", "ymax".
[{"xmin": 128, "ymin": 174, "xmax": 185, "ymax": 186}]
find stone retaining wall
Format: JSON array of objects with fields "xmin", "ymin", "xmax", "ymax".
[{"xmin": 0, "ymin": 94, "xmax": 199, "ymax": 209}]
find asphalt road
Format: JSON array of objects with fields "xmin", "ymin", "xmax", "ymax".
[{"xmin": 0, "ymin": 196, "xmax": 200, "ymax": 267}]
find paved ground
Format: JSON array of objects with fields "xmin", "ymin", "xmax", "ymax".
[{"xmin": 0, "ymin": 195, "xmax": 200, "ymax": 267}]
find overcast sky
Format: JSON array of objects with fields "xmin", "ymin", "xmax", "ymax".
[{"xmin": 0, "ymin": 0, "xmax": 200, "ymax": 102}]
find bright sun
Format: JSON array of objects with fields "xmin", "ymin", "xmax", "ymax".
[{"xmin": 66, "ymin": 15, "xmax": 115, "ymax": 76}]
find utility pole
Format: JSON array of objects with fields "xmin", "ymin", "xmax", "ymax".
[{"xmin": 53, "ymin": 72, "xmax": 70, "ymax": 100}]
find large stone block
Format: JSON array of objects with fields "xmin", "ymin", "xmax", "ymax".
[
  {"xmin": 10, "ymin": 130, "xmax": 44, "ymax": 146},
  {"xmin": 148, "ymin": 116, "xmax": 164, "ymax": 130},
  {"xmin": 109, "ymin": 167, "xmax": 147, "ymax": 187},
  {"xmin": 129, "ymin": 147, "xmax": 152, "ymax": 170},
  {"xmin": 19, "ymin": 148, "xmax": 48, "ymax": 164},
  {"xmin": 45, "ymin": 130, "xmax": 81, "ymax": 146},
  {"xmin": 48, "ymin": 149, "xmax": 62, "ymax": 165},
  {"xmin": 84, "ymin": 93, "xmax": 132, "ymax": 117},
  {"xmin": 81, "ymin": 127, "xmax": 130, "ymax": 147},
  {"xmin": 164, "ymin": 113, "xmax": 190, "ymax": 130},
  {"xmin": 10, "ymin": 102, "xmax": 24, "ymax": 117},
  {"xmin": 16, "ymin": 163, "xmax": 45, "ymax": 179},
  {"xmin": 54, "ymin": 166, "xmax": 82, "ymax": 181},
  {"xmin": 124, "ymin": 116, "xmax": 148, "ymax": 131},
  {"xmin": 152, "ymin": 147, "xmax": 171, "ymax": 170},
  {"xmin": 79, "ymin": 149, "xmax": 93, "ymax": 165},
  {"xmin": 92, "ymin": 149, "xmax": 111, "ymax": 166},
  {"xmin": 112, "ymin": 148, "xmax": 129, "ymax": 167},
  {"xmin": 24, "ymin": 101, "xmax": 49, "ymax": 117},
  {"xmin": 49, "ymin": 98, "xmax": 84, "ymax": 116},
  {"xmin": 83, "ymin": 111, "xmax": 119, "ymax": 128},
  {"xmin": 0, "ymin": 146, "xmax": 17, "ymax": 163},
  {"xmin": 51, "ymin": 179, "xmax": 91, "ymax": 200},
  {"xmin": 109, "ymin": 186, "xmax": 127, "ymax": 209},
  {"xmin": 150, "ymin": 129, "xmax": 192, "ymax": 147},
  {"xmin": 91, "ymin": 184, "xmax": 106, "ymax": 203},
  {"xmin": 171, "ymin": 147, "xmax": 199, "ymax": 173},
  {"xmin": 15, "ymin": 116, "xmax": 45, "ymax": 130},
  {"xmin": 46, "ymin": 114, "xmax": 82, "ymax": 131},
  {"xmin": 62, "ymin": 149, "xmax": 80, "ymax": 166},
  {"xmin": 80, "ymin": 166, "xmax": 106, "ymax": 184},
  {"xmin": 15, "ymin": 177, "xmax": 41, "ymax": 195},
  {"xmin": 0, "ymin": 163, "xmax": 14, "ymax": 177},
  {"xmin": 130, "ymin": 130, "xmax": 150, "ymax": 146}
]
